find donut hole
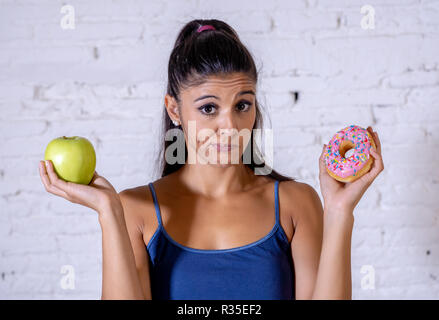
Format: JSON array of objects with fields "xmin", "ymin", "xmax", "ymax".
[
  {"xmin": 339, "ymin": 140, "xmax": 355, "ymax": 159},
  {"xmin": 345, "ymin": 148, "xmax": 355, "ymax": 159}
]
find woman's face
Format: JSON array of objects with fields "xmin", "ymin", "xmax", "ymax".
[{"xmin": 165, "ymin": 72, "xmax": 256, "ymax": 167}]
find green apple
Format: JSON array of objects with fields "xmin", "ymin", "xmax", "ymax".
[{"xmin": 44, "ymin": 136, "xmax": 96, "ymax": 185}]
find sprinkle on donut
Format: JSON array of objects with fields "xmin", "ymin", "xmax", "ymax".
[{"xmin": 324, "ymin": 125, "xmax": 373, "ymax": 179}]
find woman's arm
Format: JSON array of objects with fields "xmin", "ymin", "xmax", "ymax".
[
  {"xmin": 289, "ymin": 183, "xmax": 323, "ymax": 300},
  {"xmin": 290, "ymin": 184, "xmax": 354, "ymax": 300},
  {"xmin": 39, "ymin": 160, "xmax": 151, "ymax": 299},
  {"xmin": 98, "ymin": 196, "xmax": 147, "ymax": 300},
  {"xmin": 295, "ymin": 126, "xmax": 382, "ymax": 300},
  {"xmin": 38, "ymin": 160, "xmax": 149, "ymax": 299},
  {"xmin": 311, "ymin": 209, "xmax": 354, "ymax": 299},
  {"xmin": 312, "ymin": 127, "xmax": 383, "ymax": 299}
]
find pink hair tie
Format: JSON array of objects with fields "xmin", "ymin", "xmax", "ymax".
[{"xmin": 197, "ymin": 25, "xmax": 216, "ymax": 33}]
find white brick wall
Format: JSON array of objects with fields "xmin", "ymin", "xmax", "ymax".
[{"xmin": 0, "ymin": 0, "xmax": 438, "ymax": 299}]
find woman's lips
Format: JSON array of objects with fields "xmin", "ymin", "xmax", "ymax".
[{"xmin": 211, "ymin": 143, "xmax": 238, "ymax": 151}]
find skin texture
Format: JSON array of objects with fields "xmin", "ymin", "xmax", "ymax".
[{"xmin": 39, "ymin": 71, "xmax": 384, "ymax": 300}]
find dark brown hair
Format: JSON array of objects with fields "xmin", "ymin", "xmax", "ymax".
[{"xmin": 154, "ymin": 19, "xmax": 295, "ymax": 182}]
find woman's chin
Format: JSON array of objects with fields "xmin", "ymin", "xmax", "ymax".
[{"xmin": 199, "ymin": 155, "xmax": 242, "ymax": 167}]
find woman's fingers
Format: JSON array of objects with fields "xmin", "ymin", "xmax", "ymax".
[
  {"xmin": 373, "ymin": 131, "xmax": 382, "ymax": 155},
  {"xmin": 39, "ymin": 160, "xmax": 118, "ymax": 213},
  {"xmin": 369, "ymin": 146, "xmax": 384, "ymax": 174},
  {"xmin": 357, "ymin": 144, "xmax": 384, "ymax": 186},
  {"xmin": 367, "ymin": 126, "xmax": 382, "ymax": 155},
  {"xmin": 39, "ymin": 161, "xmax": 70, "ymax": 199},
  {"xmin": 319, "ymin": 144, "xmax": 330, "ymax": 178},
  {"xmin": 366, "ymin": 126, "xmax": 384, "ymax": 169},
  {"xmin": 367, "ymin": 126, "xmax": 384, "ymax": 171},
  {"xmin": 39, "ymin": 160, "xmax": 95, "ymax": 206},
  {"xmin": 44, "ymin": 160, "xmax": 71, "ymax": 190}
]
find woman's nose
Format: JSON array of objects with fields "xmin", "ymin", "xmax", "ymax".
[{"xmin": 219, "ymin": 112, "xmax": 237, "ymax": 130}]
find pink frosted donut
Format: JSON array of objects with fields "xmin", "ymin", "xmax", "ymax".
[{"xmin": 324, "ymin": 125, "xmax": 376, "ymax": 183}]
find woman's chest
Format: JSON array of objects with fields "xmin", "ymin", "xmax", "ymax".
[{"xmin": 141, "ymin": 186, "xmax": 295, "ymax": 251}]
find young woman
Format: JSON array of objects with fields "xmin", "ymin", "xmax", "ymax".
[{"xmin": 38, "ymin": 19, "xmax": 384, "ymax": 300}]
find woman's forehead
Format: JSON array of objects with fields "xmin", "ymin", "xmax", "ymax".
[{"xmin": 183, "ymin": 73, "xmax": 255, "ymax": 96}]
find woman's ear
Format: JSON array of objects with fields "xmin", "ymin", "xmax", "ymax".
[{"xmin": 164, "ymin": 94, "xmax": 180, "ymax": 123}]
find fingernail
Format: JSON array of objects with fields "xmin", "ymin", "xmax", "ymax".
[{"xmin": 45, "ymin": 160, "xmax": 49, "ymax": 167}]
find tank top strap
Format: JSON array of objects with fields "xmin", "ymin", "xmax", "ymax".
[
  {"xmin": 148, "ymin": 182, "xmax": 163, "ymax": 227},
  {"xmin": 274, "ymin": 180, "xmax": 280, "ymax": 226}
]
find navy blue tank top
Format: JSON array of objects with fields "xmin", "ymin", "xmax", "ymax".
[{"xmin": 146, "ymin": 180, "xmax": 295, "ymax": 300}]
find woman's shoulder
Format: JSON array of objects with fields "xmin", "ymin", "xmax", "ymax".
[
  {"xmin": 278, "ymin": 179, "xmax": 323, "ymax": 227},
  {"xmin": 279, "ymin": 179, "xmax": 319, "ymax": 198},
  {"xmin": 119, "ymin": 172, "xmax": 173, "ymax": 199},
  {"xmin": 118, "ymin": 177, "xmax": 169, "ymax": 225},
  {"xmin": 119, "ymin": 172, "xmax": 182, "ymax": 215}
]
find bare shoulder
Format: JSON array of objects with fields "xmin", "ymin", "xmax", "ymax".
[
  {"xmin": 280, "ymin": 180, "xmax": 321, "ymax": 204},
  {"xmin": 278, "ymin": 180, "xmax": 324, "ymax": 228},
  {"xmin": 119, "ymin": 184, "xmax": 154, "ymax": 204},
  {"xmin": 118, "ymin": 184, "xmax": 157, "ymax": 234}
]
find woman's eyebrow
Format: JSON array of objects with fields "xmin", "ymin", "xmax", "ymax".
[{"xmin": 193, "ymin": 90, "xmax": 255, "ymax": 103}]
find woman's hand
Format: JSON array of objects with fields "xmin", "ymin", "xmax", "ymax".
[
  {"xmin": 318, "ymin": 126, "xmax": 384, "ymax": 215},
  {"xmin": 39, "ymin": 160, "xmax": 122, "ymax": 214}
]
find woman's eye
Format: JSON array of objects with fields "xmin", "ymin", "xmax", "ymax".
[
  {"xmin": 198, "ymin": 104, "xmax": 216, "ymax": 115},
  {"xmin": 198, "ymin": 101, "xmax": 252, "ymax": 116},
  {"xmin": 236, "ymin": 101, "xmax": 252, "ymax": 112}
]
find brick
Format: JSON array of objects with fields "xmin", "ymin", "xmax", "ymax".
[
  {"xmin": 382, "ymin": 226, "xmax": 439, "ymax": 246},
  {"xmin": 0, "ymin": 120, "xmax": 48, "ymax": 139}
]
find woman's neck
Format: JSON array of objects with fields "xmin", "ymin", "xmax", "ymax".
[{"xmin": 175, "ymin": 163, "xmax": 257, "ymax": 198}]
